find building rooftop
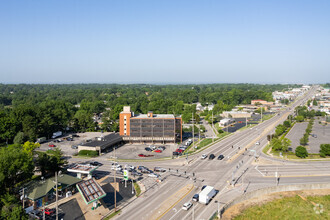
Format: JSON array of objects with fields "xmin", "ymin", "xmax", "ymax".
[
  {"xmin": 131, "ymin": 114, "xmax": 175, "ymax": 119},
  {"xmin": 23, "ymin": 174, "xmax": 82, "ymax": 201},
  {"xmin": 76, "ymin": 178, "xmax": 106, "ymax": 204},
  {"xmin": 81, "ymin": 133, "xmax": 122, "ymax": 147}
]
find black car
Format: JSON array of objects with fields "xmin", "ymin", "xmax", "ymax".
[
  {"xmin": 201, "ymin": 185, "xmax": 207, "ymax": 190},
  {"xmin": 217, "ymin": 154, "xmax": 224, "ymax": 160},
  {"xmin": 192, "ymin": 194, "xmax": 199, "ymax": 202},
  {"xmin": 141, "ymin": 169, "xmax": 152, "ymax": 174},
  {"xmin": 90, "ymin": 161, "xmax": 102, "ymax": 166},
  {"xmin": 145, "ymin": 147, "xmax": 152, "ymax": 151},
  {"xmin": 209, "ymin": 154, "xmax": 215, "ymax": 160}
]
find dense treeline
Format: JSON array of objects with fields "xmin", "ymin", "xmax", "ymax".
[{"xmin": 0, "ymin": 83, "xmax": 298, "ymax": 144}]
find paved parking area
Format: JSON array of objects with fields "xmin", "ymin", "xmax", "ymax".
[
  {"xmin": 308, "ymin": 118, "xmax": 330, "ymax": 153},
  {"xmin": 111, "ymin": 143, "xmax": 178, "ymax": 160},
  {"xmin": 38, "ymin": 132, "xmax": 111, "ymax": 156},
  {"xmin": 286, "ymin": 122, "xmax": 308, "ymax": 152}
]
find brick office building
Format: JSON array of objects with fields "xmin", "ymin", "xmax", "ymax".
[{"xmin": 119, "ymin": 106, "xmax": 182, "ymax": 143}]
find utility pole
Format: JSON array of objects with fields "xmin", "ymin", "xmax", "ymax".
[
  {"xmin": 212, "ymin": 111, "xmax": 214, "ymax": 142},
  {"xmin": 192, "ymin": 113, "xmax": 194, "ymax": 149},
  {"xmin": 114, "ymin": 146, "xmax": 117, "ymax": 212},
  {"xmin": 22, "ymin": 188, "xmax": 25, "ymax": 209},
  {"xmin": 55, "ymin": 172, "xmax": 58, "ymax": 220},
  {"xmin": 261, "ymin": 106, "xmax": 263, "ymax": 123}
]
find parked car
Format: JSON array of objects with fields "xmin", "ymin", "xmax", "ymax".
[
  {"xmin": 71, "ymin": 145, "xmax": 78, "ymax": 149},
  {"xmin": 182, "ymin": 201, "xmax": 193, "ymax": 210},
  {"xmin": 173, "ymin": 151, "xmax": 181, "ymax": 156},
  {"xmin": 201, "ymin": 185, "xmax": 207, "ymax": 190},
  {"xmin": 29, "ymin": 210, "xmax": 42, "ymax": 219},
  {"xmin": 158, "ymin": 146, "xmax": 166, "ymax": 150},
  {"xmin": 217, "ymin": 154, "xmax": 224, "ymax": 160},
  {"xmin": 154, "ymin": 149, "xmax": 163, "ymax": 153},
  {"xmin": 201, "ymin": 154, "xmax": 208, "ymax": 160},
  {"xmin": 66, "ymin": 137, "xmax": 73, "ymax": 141},
  {"xmin": 49, "ymin": 144, "xmax": 56, "ymax": 147},
  {"xmin": 208, "ymin": 154, "xmax": 215, "ymax": 160},
  {"xmin": 154, "ymin": 167, "xmax": 167, "ymax": 172},
  {"xmin": 116, "ymin": 170, "xmax": 123, "ymax": 175},
  {"xmin": 192, "ymin": 194, "xmax": 199, "ymax": 202},
  {"xmin": 72, "ymin": 134, "xmax": 80, "ymax": 137},
  {"xmin": 255, "ymin": 141, "xmax": 260, "ymax": 145},
  {"xmin": 145, "ymin": 147, "xmax": 152, "ymax": 151},
  {"xmin": 138, "ymin": 166, "xmax": 147, "ymax": 170},
  {"xmin": 138, "ymin": 154, "xmax": 154, "ymax": 157},
  {"xmin": 41, "ymin": 208, "xmax": 55, "ymax": 215}
]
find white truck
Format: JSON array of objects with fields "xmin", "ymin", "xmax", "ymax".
[
  {"xmin": 199, "ymin": 186, "xmax": 217, "ymax": 205},
  {"xmin": 36, "ymin": 137, "xmax": 46, "ymax": 144},
  {"xmin": 51, "ymin": 131, "xmax": 62, "ymax": 139}
]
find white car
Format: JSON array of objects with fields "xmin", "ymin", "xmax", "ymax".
[
  {"xmin": 201, "ymin": 154, "xmax": 208, "ymax": 160},
  {"xmin": 255, "ymin": 141, "xmax": 260, "ymax": 145},
  {"xmin": 182, "ymin": 201, "xmax": 192, "ymax": 210},
  {"xmin": 148, "ymin": 173, "xmax": 160, "ymax": 178}
]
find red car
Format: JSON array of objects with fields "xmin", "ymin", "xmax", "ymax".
[
  {"xmin": 154, "ymin": 149, "xmax": 163, "ymax": 153},
  {"xmin": 49, "ymin": 144, "xmax": 56, "ymax": 147},
  {"xmin": 41, "ymin": 208, "xmax": 55, "ymax": 215},
  {"xmin": 175, "ymin": 149, "xmax": 184, "ymax": 153}
]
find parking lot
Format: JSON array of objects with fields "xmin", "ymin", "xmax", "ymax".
[
  {"xmin": 37, "ymin": 132, "xmax": 112, "ymax": 156},
  {"xmin": 286, "ymin": 122, "xmax": 308, "ymax": 152},
  {"xmin": 308, "ymin": 118, "xmax": 330, "ymax": 153},
  {"xmin": 286, "ymin": 117, "xmax": 330, "ymax": 154},
  {"xmin": 112, "ymin": 143, "xmax": 178, "ymax": 160}
]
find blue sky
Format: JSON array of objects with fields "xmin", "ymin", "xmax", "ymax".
[{"xmin": 1, "ymin": 0, "xmax": 329, "ymax": 84}]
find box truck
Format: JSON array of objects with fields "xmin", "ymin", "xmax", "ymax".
[
  {"xmin": 51, "ymin": 131, "xmax": 62, "ymax": 139},
  {"xmin": 36, "ymin": 137, "xmax": 46, "ymax": 144},
  {"xmin": 199, "ymin": 186, "xmax": 217, "ymax": 205}
]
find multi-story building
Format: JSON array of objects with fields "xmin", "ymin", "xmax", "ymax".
[{"xmin": 119, "ymin": 106, "xmax": 182, "ymax": 143}]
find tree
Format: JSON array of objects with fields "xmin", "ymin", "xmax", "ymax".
[
  {"xmin": 300, "ymin": 136, "xmax": 308, "ymax": 146},
  {"xmin": 270, "ymin": 138, "xmax": 282, "ymax": 151},
  {"xmin": 312, "ymin": 99, "xmax": 318, "ymax": 106},
  {"xmin": 0, "ymin": 193, "xmax": 28, "ymax": 220},
  {"xmin": 320, "ymin": 144, "xmax": 330, "ymax": 156},
  {"xmin": 22, "ymin": 141, "xmax": 40, "ymax": 156},
  {"xmin": 295, "ymin": 115, "xmax": 304, "ymax": 122},
  {"xmin": 0, "ymin": 146, "xmax": 34, "ymax": 191},
  {"xmin": 295, "ymin": 146, "xmax": 308, "ymax": 158},
  {"xmin": 283, "ymin": 120, "xmax": 291, "ymax": 128},
  {"xmin": 281, "ymin": 138, "xmax": 291, "ymax": 152},
  {"xmin": 13, "ymin": 132, "xmax": 25, "ymax": 145}
]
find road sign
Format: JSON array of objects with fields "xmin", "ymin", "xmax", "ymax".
[{"xmin": 123, "ymin": 169, "xmax": 128, "ymax": 180}]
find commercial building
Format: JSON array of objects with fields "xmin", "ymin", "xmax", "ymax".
[
  {"xmin": 221, "ymin": 111, "xmax": 252, "ymax": 119},
  {"xmin": 251, "ymin": 99, "xmax": 274, "ymax": 105},
  {"xmin": 78, "ymin": 133, "xmax": 123, "ymax": 154},
  {"xmin": 119, "ymin": 106, "xmax": 182, "ymax": 143}
]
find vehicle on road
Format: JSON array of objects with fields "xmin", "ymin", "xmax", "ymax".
[
  {"xmin": 192, "ymin": 194, "xmax": 199, "ymax": 202},
  {"xmin": 199, "ymin": 186, "xmax": 217, "ymax": 205},
  {"xmin": 141, "ymin": 169, "xmax": 152, "ymax": 174},
  {"xmin": 148, "ymin": 173, "xmax": 160, "ymax": 178},
  {"xmin": 90, "ymin": 161, "xmax": 102, "ymax": 166},
  {"xmin": 154, "ymin": 167, "xmax": 166, "ymax": 172},
  {"xmin": 182, "ymin": 201, "xmax": 192, "ymax": 210},
  {"xmin": 217, "ymin": 154, "xmax": 224, "ymax": 160},
  {"xmin": 201, "ymin": 154, "xmax": 207, "ymax": 160},
  {"xmin": 131, "ymin": 171, "xmax": 143, "ymax": 176},
  {"xmin": 255, "ymin": 141, "xmax": 260, "ymax": 145},
  {"xmin": 208, "ymin": 154, "xmax": 215, "ymax": 160},
  {"xmin": 49, "ymin": 144, "xmax": 56, "ymax": 147}
]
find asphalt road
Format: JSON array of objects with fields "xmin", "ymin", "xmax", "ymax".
[{"xmin": 67, "ymin": 86, "xmax": 329, "ymax": 220}]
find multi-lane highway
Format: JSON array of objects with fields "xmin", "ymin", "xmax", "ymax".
[{"xmin": 69, "ymin": 86, "xmax": 330, "ymax": 220}]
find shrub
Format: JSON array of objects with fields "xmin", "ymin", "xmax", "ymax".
[
  {"xmin": 78, "ymin": 150, "xmax": 99, "ymax": 157},
  {"xmin": 320, "ymin": 144, "xmax": 330, "ymax": 156},
  {"xmin": 295, "ymin": 146, "xmax": 308, "ymax": 158}
]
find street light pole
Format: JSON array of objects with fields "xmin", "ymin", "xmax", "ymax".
[
  {"xmin": 114, "ymin": 146, "xmax": 117, "ymax": 212},
  {"xmin": 212, "ymin": 111, "xmax": 214, "ymax": 142},
  {"xmin": 55, "ymin": 171, "xmax": 58, "ymax": 220}
]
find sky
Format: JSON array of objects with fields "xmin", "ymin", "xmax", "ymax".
[{"xmin": 0, "ymin": 0, "xmax": 329, "ymax": 84}]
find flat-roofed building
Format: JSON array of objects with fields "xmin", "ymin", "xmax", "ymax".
[{"xmin": 119, "ymin": 106, "xmax": 182, "ymax": 143}]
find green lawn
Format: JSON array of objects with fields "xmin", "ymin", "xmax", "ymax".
[
  {"xmin": 234, "ymin": 195, "xmax": 330, "ymax": 220},
  {"xmin": 133, "ymin": 181, "xmax": 141, "ymax": 197}
]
